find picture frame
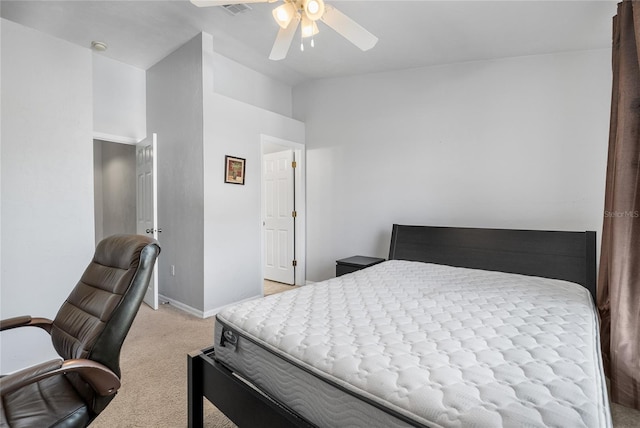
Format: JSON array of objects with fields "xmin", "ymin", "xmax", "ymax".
[{"xmin": 224, "ymin": 155, "xmax": 246, "ymax": 185}]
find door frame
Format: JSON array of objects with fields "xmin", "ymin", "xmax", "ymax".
[{"xmin": 260, "ymin": 135, "xmax": 306, "ymax": 286}]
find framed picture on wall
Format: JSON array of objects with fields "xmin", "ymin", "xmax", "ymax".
[{"xmin": 224, "ymin": 155, "xmax": 246, "ymax": 185}]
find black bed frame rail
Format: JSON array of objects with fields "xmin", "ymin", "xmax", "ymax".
[
  {"xmin": 389, "ymin": 224, "xmax": 597, "ymax": 302},
  {"xmin": 188, "ymin": 347, "xmax": 317, "ymax": 428}
]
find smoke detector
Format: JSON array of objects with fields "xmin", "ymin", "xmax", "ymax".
[{"xmin": 91, "ymin": 41, "xmax": 108, "ymax": 52}]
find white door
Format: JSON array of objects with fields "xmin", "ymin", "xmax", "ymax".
[
  {"xmin": 136, "ymin": 133, "xmax": 159, "ymax": 310},
  {"xmin": 263, "ymin": 150, "xmax": 295, "ymax": 284}
]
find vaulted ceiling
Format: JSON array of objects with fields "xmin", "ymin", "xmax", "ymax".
[{"xmin": 1, "ymin": 0, "xmax": 617, "ymax": 85}]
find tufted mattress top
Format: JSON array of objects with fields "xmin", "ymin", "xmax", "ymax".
[{"xmin": 215, "ymin": 260, "xmax": 611, "ymax": 428}]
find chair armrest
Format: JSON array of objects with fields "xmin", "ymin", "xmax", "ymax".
[
  {"xmin": 0, "ymin": 316, "xmax": 53, "ymax": 333},
  {"xmin": 0, "ymin": 358, "xmax": 121, "ymax": 397}
]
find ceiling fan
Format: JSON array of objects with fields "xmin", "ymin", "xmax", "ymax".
[{"xmin": 190, "ymin": 0, "xmax": 378, "ymax": 60}]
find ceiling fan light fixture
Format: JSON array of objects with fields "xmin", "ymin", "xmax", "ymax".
[
  {"xmin": 189, "ymin": 0, "xmax": 378, "ymax": 61},
  {"xmin": 303, "ymin": 0, "xmax": 324, "ymax": 21},
  {"xmin": 272, "ymin": 2, "xmax": 297, "ymax": 29}
]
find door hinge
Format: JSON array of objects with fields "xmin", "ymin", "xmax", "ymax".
[
  {"xmin": 292, "ymin": 260, "xmax": 297, "ymax": 267},
  {"xmin": 292, "ymin": 161, "xmax": 297, "ymax": 169},
  {"xmin": 292, "ymin": 210, "xmax": 297, "ymax": 218}
]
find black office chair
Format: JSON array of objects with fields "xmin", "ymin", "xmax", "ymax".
[{"xmin": 0, "ymin": 234, "xmax": 160, "ymax": 427}]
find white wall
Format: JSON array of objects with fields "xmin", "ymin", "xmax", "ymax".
[
  {"xmin": 208, "ymin": 35, "xmax": 304, "ymax": 316},
  {"xmin": 294, "ymin": 49, "xmax": 612, "ymax": 281},
  {"xmin": 202, "ymin": 92, "xmax": 304, "ymax": 315},
  {"xmin": 1, "ymin": 19, "xmax": 94, "ymax": 371},
  {"xmin": 0, "ymin": 18, "xmax": 4, "ymax": 370},
  {"xmin": 146, "ymin": 34, "xmax": 205, "ymax": 311},
  {"xmin": 211, "ymin": 51, "xmax": 292, "ymax": 117},
  {"xmin": 145, "ymin": 32, "xmax": 302, "ymax": 317},
  {"xmin": 93, "ymin": 54, "xmax": 146, "ymax": 144}
]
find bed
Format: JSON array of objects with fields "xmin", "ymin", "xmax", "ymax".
[{"xmin": 188, "ymin": 225, "xmax": 610, "ymax": 428}]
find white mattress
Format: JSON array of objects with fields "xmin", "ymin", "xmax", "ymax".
[{"xmin": 214, "ymin": 260, "xmax": 612, "ymax": 428}]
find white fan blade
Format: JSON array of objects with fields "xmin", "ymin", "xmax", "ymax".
[
  {"xmin": 190, "ymin": 0, "xmax": 269, "ymax": 7},
  {"xmin": 269, "ymin": 15, "xmax": 300, "ymax": 61},
  {"xmin": 321, "ymin": 4, "xmax": 378, "ymax": 51}
]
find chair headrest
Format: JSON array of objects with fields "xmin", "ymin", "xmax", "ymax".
[{"xmin": 93, "ymin": 235, "xmax": 159, "ymax": 270}]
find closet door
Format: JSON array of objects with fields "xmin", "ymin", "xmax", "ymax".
[{"xmin": 263, "ymin": 149, "xmax": 295, "ymax": 285}]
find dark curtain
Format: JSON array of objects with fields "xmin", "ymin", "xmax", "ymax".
[{"xmin": 598, "ymin": 0, "xmax": 640, "ymax": 410}]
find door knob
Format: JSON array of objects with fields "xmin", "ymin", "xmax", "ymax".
[{"xmin": 146, "ymin": 229, "xmax": 151, "ymax": 233}]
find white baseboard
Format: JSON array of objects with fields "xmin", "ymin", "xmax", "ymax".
[
  {"xmin": 202, "ymin": 295, "xmax": 262, "ymax": 318},
  {"xmin": 158, "ymin": 293, "xmax": 262, "ymax": 319},
  {"xmin": 158, "ymin": 294, "xmax": 204, "ymax": 318}
]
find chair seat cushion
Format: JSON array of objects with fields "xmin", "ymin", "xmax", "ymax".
[{"xmin": 2, "ymin": 374, "xmax": 90, "ymax": 428}]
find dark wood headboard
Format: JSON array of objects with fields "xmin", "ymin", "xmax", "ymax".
[{"xmin": 389, "ymin": 225, "xmax": 597, "ymax": 301}]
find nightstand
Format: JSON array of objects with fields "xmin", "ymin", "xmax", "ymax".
[{"xmin": 336, "ymin": 256, "xmax": 385, "ymax": 277}]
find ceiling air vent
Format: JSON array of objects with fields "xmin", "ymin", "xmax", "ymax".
[{"xmin": 221, "ymin": 3, "xmax": 252, "ymax": 16}]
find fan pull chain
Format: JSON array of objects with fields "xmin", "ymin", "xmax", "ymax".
[
  {"xmin": 300, "ymin": 33, "xmax": 315, "ymax": 52},
  {"xmin": 300, "ymin": 37, "xmax": 315, "ymax": 52}
]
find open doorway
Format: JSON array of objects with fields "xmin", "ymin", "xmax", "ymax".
[
  {"xmin": 93, "ymin": 139, "xmax": 137, "ymax": 244},
  {"xmin": 93, "ymin": 137, "xmax": 160, "ymax": 310},
  {"xmin": 261, "ymin": 135, "xmax": 305, "ymax": 294}
]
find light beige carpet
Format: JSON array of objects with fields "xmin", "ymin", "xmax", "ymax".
[
  {"xmin": 263, "ymin": 279, "xmax": 297, "ymax": 295},
  {"xmin": 91, "ymin": 281, "xmax": 296, "ymax": 428},
  {"xmin": 91, "ymin": 282, "xmax": 640, "ymax": 428},
  {"xmin": 90, "ymin": 302, "xmax": 235, "ymax": 428}
]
